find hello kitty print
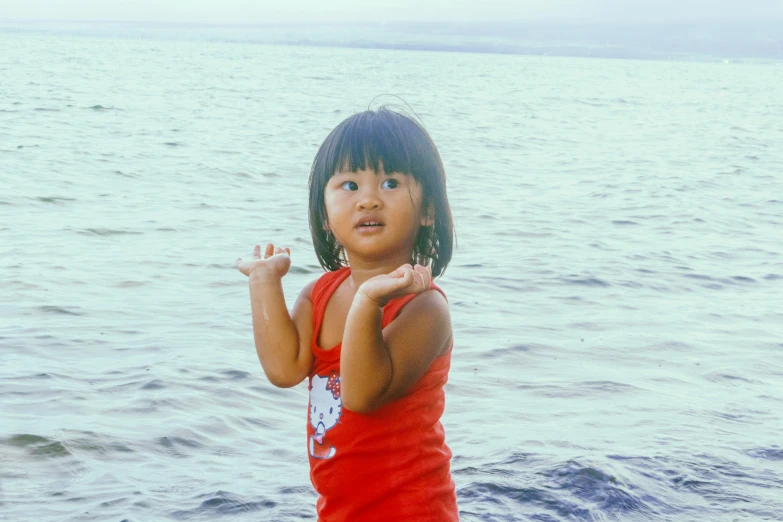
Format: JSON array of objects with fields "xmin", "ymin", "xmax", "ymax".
[{"xmin": 309, "ymin": 371, "xmax": 342, "ymax": 459}]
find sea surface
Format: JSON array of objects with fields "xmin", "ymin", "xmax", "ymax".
[{"xmin": 1, "ymin": 30, "xmax": 782, "ymax": 522}]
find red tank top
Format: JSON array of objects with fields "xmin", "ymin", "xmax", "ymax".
[{"xmin": 307, "ymin": 267, "xmax": 458, "ymax": 521}]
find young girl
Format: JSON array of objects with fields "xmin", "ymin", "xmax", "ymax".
[{"xmin": 236, "ymin": 108, "xmax": 458, "ymax": 521}]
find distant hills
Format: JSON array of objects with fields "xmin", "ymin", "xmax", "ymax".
[{"xmin": 2, "ymin": 20, "xmax": 781, "ymax": 62}]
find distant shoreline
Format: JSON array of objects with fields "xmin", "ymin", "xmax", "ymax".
[{"xmin": 2, "ymin": 20, "xmax": 781, "ymax": 63}]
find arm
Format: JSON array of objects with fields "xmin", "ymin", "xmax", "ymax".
[
  {"xmin": 238, "ymin": 243, "xmax": 314, "ymax": 388},
  {"xmin": 248, "ymin": 274, "xmax": 315, "ymax": 387},
  {"xmin": 340, "ymin": 265, "xmax": 452, "ymax": 413}
]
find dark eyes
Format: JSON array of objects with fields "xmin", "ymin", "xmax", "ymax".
[{"xmin": 339, "ymin": 179, "xmax": 399, "ymax": 191}]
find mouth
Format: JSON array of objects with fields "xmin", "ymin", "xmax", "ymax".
[{"xmin": 356, "ymin": 220, "xmax": 385, "ymax": 230}]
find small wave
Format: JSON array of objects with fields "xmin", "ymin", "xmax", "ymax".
[
  {"xmin": 115, "ymin": 280, "xmax": 147, "ymax": 288},
  {"xmin": 484, "ymin": 344, "xmax": 535, "ymax": 358},
  {"xmin": 207, "ymin": 281, "xmax": 238, "ymax": 287},
  {"xmin": 683, "ymin": 273, "xmax": 713, "ymax": 281},
  {"xmin": 170, "ymin": 491, "xmax": 277, "ymax": 518},
  {"xmin": 79, "ymin": 228, "xmax": 143, "ymax": 236},
  {"xmin": 288, "ymin": 265, "xmax": 315, "ymax": 274},
  {"xmin": 459, "ymin": 480, "xmax": 587, "ymax": 519},
  {"xmin": 607, "ymin": 452, "xmax": 779, "ymax": 516},
  {"xmin": 519, "ymin": 381, "xmax": 640, "ymax": 398},
  {"xmin": 100, "ymin": 380, "xmax": 144, "ymax": 394},
  {"xmin": 220, "ymin": 369, "xmax": 252, "ymax": 380},
  {"xmin": 575, "ymin": 99, "xmax": 610, "ymax": 108},
  {"xmin": 704, "ymin": 372, "xmax": 755, "ymax": 384},
  {"xmin": 560, "ymin": 276, "xmax": 611, "ymax": 287},
  {"xmin": 38, "ymin": 305, "xmax": 84, "ymax": 316},
  {"xmin": 141, "ymin": 379, "xmax": 166, "ymax": 390},
  {"xmin": 4, "ymin": 434, "xmax": 50, "ymax": 446},
  {"xmin": 114, "ymin": 170, "xmax": 140, "ymax": 178},
  {"xmin": 745, "ymin": 447, "xmax": 783, "ymax": 461},
  {"xmin": 156, "ymin": 435, "xmax": 203, "ymax": 450},
  {"xmin": 31, "ymin": 441, "xmax": 71, "ymax": 457},
  {"xmin": 35, "ymin": 196, "xmax": 76, "ymax": 204},
  {"xmin": 709, "ymin": 411, "xmax": 755, "ymax": 424},
  {"xmin": 683, "ymin": 274, "xmax": 727, "ymax": 289},
  {"xmin": 543, "ymin": 460, "xmax": 652, "ymax": 516},
  {"xmin": 3, "ymin": 434, "xmax": 72, "ymax": 458}
]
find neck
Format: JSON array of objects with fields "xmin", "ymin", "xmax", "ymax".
[{"xmin": 344, "ymin": 251, "xmax": 414, "ymax": 288}]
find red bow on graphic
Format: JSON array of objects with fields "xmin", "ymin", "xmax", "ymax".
[{"xmin": 326, "ymin": 371, "xmax": 341, "ymax": 399}]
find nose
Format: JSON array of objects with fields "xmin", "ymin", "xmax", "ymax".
[
  {"xmin": 319, "ymin": 413, "xmax": 323, "ymax": 419},
  {"xmin": 357, "ymin": 186, "xmax": 382, "ymax": 210}
]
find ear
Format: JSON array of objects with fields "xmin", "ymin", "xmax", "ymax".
[{"xmin": 420, "ymin": 201, "xmax": 435, "ymax": 227}]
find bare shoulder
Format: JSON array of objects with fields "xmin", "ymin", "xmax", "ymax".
[
  {"xmin": 291, "ymin": 277, "xmax": 319, "ymax": 325},
  {"xmin": 297, "ymin": 277, "xmax": 319, "ymax": 302},
  {"xmin": 385, "ymin": 288, "xmax": 452, "ymax": 356},
  {"xmin": 401, "ymin": 287, "xmax": 450, "ymax": 317}
]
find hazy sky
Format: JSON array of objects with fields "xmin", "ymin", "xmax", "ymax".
[{"xmin": 3, "ymin": 0, "xmax": 782, "ymax": 24}]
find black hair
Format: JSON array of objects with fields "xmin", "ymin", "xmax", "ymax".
[{"xmin": 308, "ymin": 107, "xmax": 454, "ymax": 277}]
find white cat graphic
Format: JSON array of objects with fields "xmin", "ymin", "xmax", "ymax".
[{"xmin": 309, "ymin": 371, "xmax": 342, "ymax": 459}]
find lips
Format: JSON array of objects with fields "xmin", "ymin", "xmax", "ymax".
[{"xmin": 355, "ymin": 216, "xmax": 385, "ymax": 229}]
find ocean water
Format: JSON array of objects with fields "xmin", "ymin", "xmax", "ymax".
[{"xmin": 1, "ymin": 30, "xmax": 782, "ymax": 522}]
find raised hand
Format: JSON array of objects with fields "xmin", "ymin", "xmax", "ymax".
[
  {"xmin": 358, "ymin": 264, "xmax": 432, "ymax": 308},
  {"xmin": 236, "ymin": 243, "xmax": 292, "ymax": 281}
]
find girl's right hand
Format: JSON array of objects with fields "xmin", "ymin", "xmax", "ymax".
[{"xmin": 236, "ymin": 243, "xmax": 292, "ymax": 280}]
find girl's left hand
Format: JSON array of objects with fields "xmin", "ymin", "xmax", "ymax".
[{"xmin": 357, "ymin": 264, "xmax": 432, "ymax": 308}]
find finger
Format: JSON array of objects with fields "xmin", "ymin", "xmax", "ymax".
[
  {"xmin": 391, "ymin": 264, "xmax": 413, "ymax": 278},
  {"xmin": 253, "ymin": 244, "xmax": 261, "ymax": 258},
  {"xmin": 415, "ymin": 264, "xmax": 431, "ymax": 290},
  {"xmin": 272, "ymin": 247, "xmax": 291, "ymax": 258},
  {"xmin": 264, "ymin": 243, "xmax": 274, "ymax": 259},
  {"xmin": 386, "ymin": 265, "xmax": 411, "ymax": 285},
  {"xmin": 236, "ymin": 258, "xmax": 248, "ymax": 276},
  {"xmin": 400, "ymin": 266, "xmax": 415, "ymax": 286},
  {"xmin": 413, "ymin": 269, "xmax": 424, "ymax": 291}
]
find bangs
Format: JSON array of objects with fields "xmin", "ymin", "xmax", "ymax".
[{"xmin": 314, "ymin": 110, "xmax": 423, "ymax": 180}]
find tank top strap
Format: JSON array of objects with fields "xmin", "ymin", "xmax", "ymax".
[{"xmin": 310, "ymin": 267, "xmax": 351, "ymax": 329}]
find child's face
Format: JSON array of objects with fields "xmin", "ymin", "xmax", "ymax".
[{"xmin": 324, "ymin": 163, "xmax": 430, "ymax": 264}]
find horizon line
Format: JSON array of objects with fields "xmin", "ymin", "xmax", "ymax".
[{"xmin": 3, "ymin": 17, "xmax": 782, "ymax": 27}]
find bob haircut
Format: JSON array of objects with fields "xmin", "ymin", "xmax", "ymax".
[{"xmin": 308, "ymin": 107, "xmax": 454, "ymax": 277}]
